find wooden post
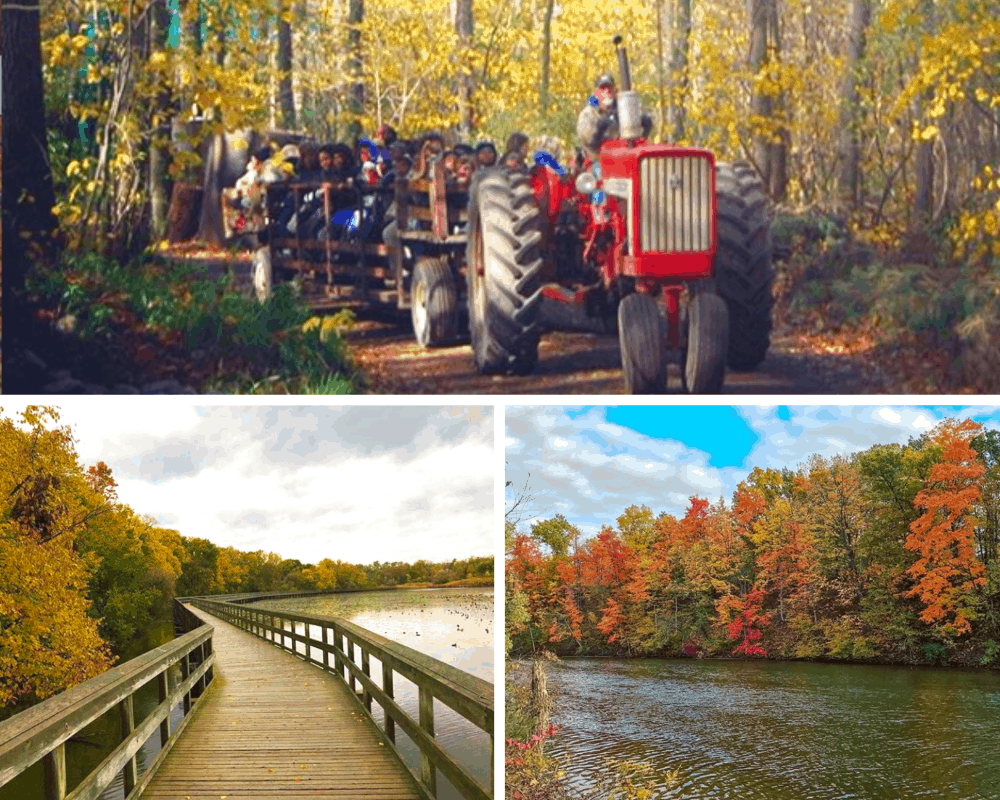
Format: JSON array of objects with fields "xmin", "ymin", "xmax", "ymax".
[
  {"xmin": 334, "ymin": 626, "xmax": 344, "ymax": 680},
  {"xmin": 419, "ymin": 686, "xmax": 436, "ymax": 795},
  {"xmin": 180, "ymin": 652, "xmax": 191, "ymax": 715},
  {"xmin": 158, "ymin": 671, "xmax": 171, "ymax": 747},
  {"xmin": 361, "ymin": 651, "xmax": 372, "ymax": 712},
  {"xmin": 42, "ymin": 743, "xmax": 66, "ymax": 800},
  {"xmin": 204, "ymin": 636, "xmax": 214, "ymax": 686},
  {"xmin": 197, "ymin": 641, "xmax": 208, "ymax": 695},
  {"xmin": 430, "ymin": 160, "xmax": 447, "ymax": 239},
  {"xmin": 323, "ymin": 186, "xmax": 332, "ymax": 275},
  {"xmin": 394, "ymin": 176, "xmax": 408, "ymax": 307},
  {"xmin": 118, "ymin": 696, "xmax": 137, "ymax": 795},
  {"xmin": 348, "ymin": 640, "xmax": 357, "ymax": 694},
  {"xmin": 324, "ymin": 626, "xmax": 331, "ymax": 671},
  {"xmin": 383, "ymin": 667, "xmax": 395, "ymax": 743}
]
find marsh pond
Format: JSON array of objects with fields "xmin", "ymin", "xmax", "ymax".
[
  {"xmin": 544, "ymin": 657, "xmax": 1000, "ymax": 799},
  {"xmin": 254, "ymin": 587, "xmax": 494, "ymax": 800}
]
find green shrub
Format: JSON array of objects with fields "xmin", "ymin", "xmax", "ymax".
[{"xmin": 26, "ymin": 250, "xmax": 360, "ymax": 394}]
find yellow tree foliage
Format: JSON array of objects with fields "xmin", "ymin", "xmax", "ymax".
[
  {"xmin": 303, "ymin": 558, "xmax": 339, "ymax": 590},
  {"xmin": 0, "ymin": 407, "xmax": 114, "ymax": 709}
]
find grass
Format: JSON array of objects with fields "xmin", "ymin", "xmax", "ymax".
[{"xmin": 26, "ymin": 249, "xmax": 363, "ymax": 394}]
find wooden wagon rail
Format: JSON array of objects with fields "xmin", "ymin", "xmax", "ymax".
[
  {"xmin": 188, "ymin": 596, "xmax": 493, "ymax": 800},
  {"xmin": 0, "ymin": 602, "xmax": 214, "ymax": 800}
]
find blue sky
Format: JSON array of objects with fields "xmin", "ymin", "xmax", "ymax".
[{"xmin": 507, "ymin": 405, "xmax": 1000, "ymax": 538}]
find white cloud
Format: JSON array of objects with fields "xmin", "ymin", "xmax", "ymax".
[
  {"xmin": 7, "ymin": 401, "xmax": 494, "ymax": 565},
  {"xmin": 877, "ymin": 407, "xmax": 901, "ymax": 424},
  {"xmin": 507, "ymin": 404, "xmax": 1000, "ymax": 540}
]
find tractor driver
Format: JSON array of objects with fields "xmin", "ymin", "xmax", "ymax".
[{"xmin": 576, "ymin": 73, "xmax": 652, "ymax": 162}]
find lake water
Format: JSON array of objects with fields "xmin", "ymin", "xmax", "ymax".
[
  {"xmin": 543, "ymin": 657, "xmax": 1000, "ymax": 800},
  {"xmin": 0, "ymin": 619, "xmax": 187, "ymax": 800},
  {"xmin": 254, "ymin": 587, "xmax": 494, "ymax": 799}
]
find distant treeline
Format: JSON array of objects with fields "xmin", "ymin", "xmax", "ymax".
[
  {"xmin": 507, "ymin": 418, "xmax": 1000, "ymax": 668},
  {"xmin": 178, "ymin": 538, "xmax": 493, "ymax": 598},
  {"xmin": 0, "ymin": 406, "xmax": 491, "ymax": 716}
]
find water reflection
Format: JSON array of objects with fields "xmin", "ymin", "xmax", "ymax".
[
  {"xmin": 544, "ymin": 658, "xmax": 1000, "ymax": 800},
  {"xmin": 254, "ymin": 588, "xmax": 494, "ymax": 800}
]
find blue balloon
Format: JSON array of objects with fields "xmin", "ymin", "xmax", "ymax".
[{"xmin": 533, "ymin": 150, "xmax": 564, "ymax": 176}]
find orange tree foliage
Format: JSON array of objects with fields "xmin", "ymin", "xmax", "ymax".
[
  {"xmin": 507, "ymin": 417, "xmax": 1000, "ymax": 665},
  {"xmin": 905, "ymin": 419, "xmax": 986, "ymax": 637}
]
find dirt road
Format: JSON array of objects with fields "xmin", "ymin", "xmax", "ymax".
[
  {"xmin": 186, "ymin": 250, "xmax": 888, "ymax": 395},
  {"xmin": 345, "ymin": 304, "xmax": 888, "ymax": 395}
]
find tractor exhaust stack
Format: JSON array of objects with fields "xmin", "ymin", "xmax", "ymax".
[
  {"xmin": 613, "ymin": 35, "xmax": 632, "ymax": 91},
  {"xmin": 613, "ymin": 36, "xmax": 643, "ymax": 141}
]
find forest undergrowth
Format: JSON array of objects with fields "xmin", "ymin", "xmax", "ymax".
[
  {"xmin": 772, "ymin": 209, "xmax": 1000, "ymax": 393},
  {"xmin": 10, "ymin": 250, "xmax": 361, "ymax": 394}
]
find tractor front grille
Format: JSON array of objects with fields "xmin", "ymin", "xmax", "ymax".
[{"xmin": 639, "ymin": 155, "xmax": 713, "ymax": 253}]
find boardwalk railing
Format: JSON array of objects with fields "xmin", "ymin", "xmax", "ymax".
[
  {"xmin": 189, "ymin": 596, "xmax": 493, "ymax": 800},
  {"xmin": 0, "ymin": 601, "xmax": 215, "ymax": 800}
]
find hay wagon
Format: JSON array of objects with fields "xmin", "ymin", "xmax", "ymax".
[{"xmin": 250, "ymin": 160, "xmax": 471, "ymax": 346}]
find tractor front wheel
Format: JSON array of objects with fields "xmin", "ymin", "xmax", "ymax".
[
  {"xmin": 681, "ymin": 289, "xmax": 729, "ymax": 393},
  {"xmin": 411, "ymin": 256, "xmax": 458, "ymax": 347},
  {"xmin": 466, "ymin": 168, "xmax": 544, "ymax": 375},
  {"xmin": 618, "ymin": 292, "xmax": 666, "ymax": 394},
  {"xmin": 715, "ymin": 161, "xmax": 774, "ymax": 370}
]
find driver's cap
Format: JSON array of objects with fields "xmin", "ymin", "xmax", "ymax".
[{"xmin": 596, "ymin": 73, "xmax": 616, "ymax": 88}]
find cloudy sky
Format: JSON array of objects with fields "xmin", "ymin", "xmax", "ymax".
[
  {"xmin": 506, "ymin": 405, "xmax": 1000, "ymax": 538},
  {"xmin": 9, "ymin": 402, "xmax": 494, "ymax": 565}
]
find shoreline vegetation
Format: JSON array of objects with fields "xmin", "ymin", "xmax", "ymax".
[
  {"xmin": 0, "ymin": 405, "xmax": 493, "ymax": 724},
  {"xmin": 507, "ymin": 417, "xmax": 999, "ymax": 670}
]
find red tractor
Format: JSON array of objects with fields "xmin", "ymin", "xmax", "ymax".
[{"xmin": 465, "ymin": 38, "xmax": 773, "ymax": 392}]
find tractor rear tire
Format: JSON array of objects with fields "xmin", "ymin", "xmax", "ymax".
[
  {"xmin": 715, "ymin": 161, "xmax": 774, "ymax": 370},
  {"xmin": 682, "ymin": 289, "xmax": 729, "ymax": 393},
  {"xmin": 252, "ymin": 246, "xmax": 272, "ymax": 303},
  {"xmin": 466, "ymin": 167, "xmax": 544, "ymax": 375},
  {"xmin": 411, "ymin": 256, "xmax": 458, "ymax": 347},
  {"xmin": 618, "ymin": 292, "xmax": 666, "ymax": 394}
]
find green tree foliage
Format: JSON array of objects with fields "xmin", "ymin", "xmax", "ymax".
[
  {"xmin": 176, "ymin": 536, "xmax": 220, "ymax": 597},
  {"xmin": 507, "ymin": 418, "xmax": 1000, "ymax": 666},
  {"xmin": 77, "ymin": 513, "xmax": 184, "ymax": 654}
]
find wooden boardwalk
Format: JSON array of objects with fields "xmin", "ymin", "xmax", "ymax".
[{"xmin": 140, "ymin": 605, "xmax": 422, "ymax": 800}]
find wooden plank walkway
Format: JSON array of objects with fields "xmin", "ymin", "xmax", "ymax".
[{"xmin": 140, "ymin": 605, "xmax": 422, "ymax": 800}]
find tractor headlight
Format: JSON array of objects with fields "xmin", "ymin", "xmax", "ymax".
[{"xmin": 575, "ymin": 172, "xmax": 598, "ymax": 194}]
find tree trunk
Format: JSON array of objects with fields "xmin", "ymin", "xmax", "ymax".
[
  {"xmin": 838, "ymin": 0, "xmax": 870, "ymax": 209},
  {"xmin": 768, "ymin": 0, "xmax": 787, "ymax": 201},
  {"xmin": 671, "ymin": 0, "xmax": 691, "ymax": 142},
  {"xmin": 456, "ymin": 0, "xmax": 474, "ymax": 135},
  {"xmin": 2, "ymin": 0, "xmax": 59, "ymax": 320},
  {"xmin": 539, "ymin": 0, "xmax": 554, "ymax": 117},
  {"xmin": 748, "ymin": 0, "xmax": 772, "ymax": 184},
  {"xmin": 210, "ymin": 0, "xmax": 226, "ymax": 75},
  {"xmin": 347, "ymin": 0, "xmax": 365, "ymax": 141},
  {"xmin": 748, "ymin": 0, "xmax": 786, "ymax": 199},
  {"xmin": 655, "ymin": 0, "xmax": 666, "ymax": 141},
  {"xmin": 275, "ymin": 0, "xmax": 295, "ymax": 130},
  {"xmin": 149, "ymin": 0, "xmax": 173, "ymax": 239},
  {"xmin": 530, "ymin": 658, "xmax": 552, "ymax": 740},
  {"xmin": 913, "ymin": 0, "xmax": 935, "ymax": 227}
]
